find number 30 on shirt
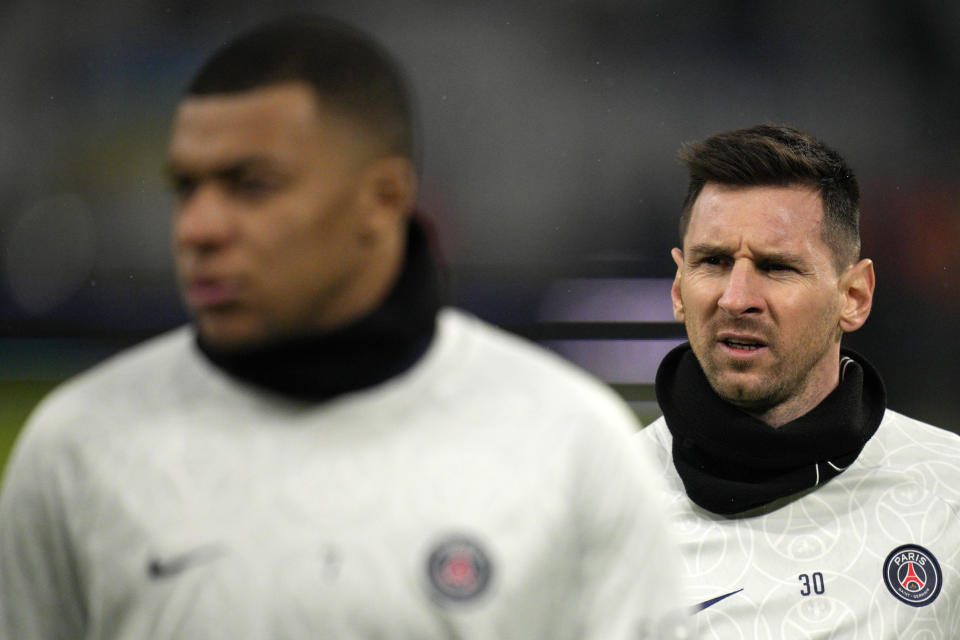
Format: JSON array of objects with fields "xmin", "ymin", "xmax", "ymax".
[{"xmin": 799, "ymin": 572, "xmax": 825, "ymax": 596}]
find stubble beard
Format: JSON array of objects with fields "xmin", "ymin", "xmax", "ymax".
[
  {"xmin": 703, "ymin": 356, "xmax": 794, "ymax": 414},
  {"xmin": 696, "ymin": 326, "xmax": 838, "ymax": 418}
]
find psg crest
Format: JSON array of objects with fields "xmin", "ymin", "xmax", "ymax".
[
  {"xmin": 882, "ymin": 544, "xmax": 942, "ymax": 607},
  {"xmin": 427, "ymin": 535, "xmax": 492, "ymax": 602}
]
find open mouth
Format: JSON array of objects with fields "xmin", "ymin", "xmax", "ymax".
[{"xmin": 721, "ymin": 338, "xmax": 765, "ymax": 352}]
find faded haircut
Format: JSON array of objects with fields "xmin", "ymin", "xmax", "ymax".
[{"xmin": 186, "ymin": 14, "xmax": 415, "ymax": 160}]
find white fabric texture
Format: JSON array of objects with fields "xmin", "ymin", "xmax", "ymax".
[
  {"xmin": 639, "ymin": 410, "xmax": 960, "ymax": 639},
  {"xmin": 1, "ymin": 309, "xmax": 692, "ymax": 640}
]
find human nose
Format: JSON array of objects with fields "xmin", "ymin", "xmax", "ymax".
[
  {"xmin": 717, "ymin": 260, "xmax": 765, "ymax": 315},
  {"xmin": 173, "ymin": 184, "xmax": 235, "ymax": 250}
]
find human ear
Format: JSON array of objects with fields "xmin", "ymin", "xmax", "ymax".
[
  {"xmin": 357, "ymin": 156, "xmax": 417, "ymax": 241},
  {"xmin": 838, "ymin": 258, "xmax": 875, "ymax": 333},
  {"xmin": 670, "ymin": 247, "xmax": 685, "ymax": 322}
]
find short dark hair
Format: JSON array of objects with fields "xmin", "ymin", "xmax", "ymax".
[
  {"xmin": 677, "ymin": 124, "xmax": 861, "ymax": 270},
  {"xmin": 186, "ymin": 15, "xmax": 415, "ymax": 159}
]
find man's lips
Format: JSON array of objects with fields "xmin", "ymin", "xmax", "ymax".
[
  {"xmin": 716, "ymin": 332, "xmax": 768, "ymax": 354},
  {"xmin": 184, "ymin": 279, "xmax": 240, "ymax": 309}
]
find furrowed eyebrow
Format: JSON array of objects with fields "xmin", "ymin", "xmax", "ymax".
[
  {"xmin": 686, "ymin": 243, "xmax": 810, "ymax": 267},
  {"xmin": 686, "ymin": 243, "xmax": 733, "ymax": 258},
  {"xmin": 754, "ymin": 250, "xmax": 809, "ymax": 267}
]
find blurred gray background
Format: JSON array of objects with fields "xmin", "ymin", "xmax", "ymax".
[{"xmin": 1, "ymin": 0, "xmax": 958, "ymax": 429}]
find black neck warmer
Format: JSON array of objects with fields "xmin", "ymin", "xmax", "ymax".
[
  {"xmin": 656, "ymin": 343, "xmax": 886, "ymax": 515},
  {"xmin": 197, "ymin": 219, "xmax": 441, "ymax": 402}
]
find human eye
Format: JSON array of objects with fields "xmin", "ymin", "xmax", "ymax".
[
  {"xmin": 228, "ymin": 173, "xmax": 280, "ymax": 200},
  {"xmin": 761, "ymin": 260, "xmax": 798, "ymax": 273},
  {"xmin": 169, "ymin": 174, "xmax": 198, "ymax": 202},
  {"xmin": 699, "ymin": 254, "xmax": 731, "ymax": 268}
]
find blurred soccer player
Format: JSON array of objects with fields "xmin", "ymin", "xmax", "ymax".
[
  {"xmin": 639, "ymin": 124, "xmax": 960, "ymax": 636},
  {"xmin": 0, "ymin": 15, "xmax": 692, "ymax": 639}
]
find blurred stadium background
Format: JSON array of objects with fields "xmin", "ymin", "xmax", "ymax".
[{"xmin": 2, "ymin": 0, "xmax": 959, "ymax": 472}]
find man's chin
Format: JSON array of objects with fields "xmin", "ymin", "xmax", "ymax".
[
  {"xmin": 709, "ymin": 374, "xmax": 779, "ymax": 413},
  {"xmin": 194, "ymin": 317, "xmax": 270, "ymax": 353}
]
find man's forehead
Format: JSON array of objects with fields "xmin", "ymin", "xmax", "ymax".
[
  {"xmin": 689, "ymin": 184, "xmax": 823, "ymax": 232},
  {"xmin": 170, "ymin": 86, "xmax": 315, "ymax": 153},
  {"xmin": 175, "ymin": 83, "xmax": 321, "ymax": 126},
  {"xmin": 167, "ymin": 82, "xmax": 371, "ymax": 172}
]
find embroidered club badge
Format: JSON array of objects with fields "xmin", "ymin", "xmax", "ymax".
[{"xmin": 883, "ymin": 544, "xmax": 942, "ymax": 607}]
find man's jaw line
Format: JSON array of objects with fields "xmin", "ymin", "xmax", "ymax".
[
  {"xmin": 701, "ymin": 351, "xmax": 795, "ymax": 425},
  {"xmin": 714, "ymin": 373, "xmax": 828, "ymax": 429},
  {"xmin": 708, "ymin": 374, "xmax": 781, "ymax": 416}
]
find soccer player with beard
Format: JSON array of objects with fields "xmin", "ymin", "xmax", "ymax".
[{"xmin": 639, "ymin": 124, "xmax": 960, "ymax": 638}]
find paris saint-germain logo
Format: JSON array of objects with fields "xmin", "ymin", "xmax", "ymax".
[
  {"xmin": 882, "ymin": 544, "xmax": 942, "ymax": 607},
  {"xmin": 426, "ymin": 535, "xmax": 492, "ymax": 602}
]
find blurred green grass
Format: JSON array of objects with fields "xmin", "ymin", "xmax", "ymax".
[
  {"xmin": 0, "ymin": 338, "xmax": 130, "ymax": 480},
  {"xmin": 0, "ymin": 380, "xmax": 59, "ymax": 476}
]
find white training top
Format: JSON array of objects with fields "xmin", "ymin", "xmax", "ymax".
[
  {"xmin": 1, "ymin": 308, "xmax": 693, "ymax": 640},
  {"xmin": 639, "ymin": 410, "xmax": 960, "ymax": 639}
]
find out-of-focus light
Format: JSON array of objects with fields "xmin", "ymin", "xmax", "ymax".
[
  {"xmin": 4, "ymin": 193, "xmax": 97, "ymax": 315},
  {"xmin": 544, "ymin": 339, "xmax": 683, "ymax": 384},
  {"xmin": 538, "ymin": 277, "xmax": 675, "ymax": 322}
]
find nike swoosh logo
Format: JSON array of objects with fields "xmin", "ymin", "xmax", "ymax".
[
  {"xmin": 694, "ymin": 588, "xmax": 744, "ymax": 612},
  {"xmin": 147, "ymin": 544, "xmax": 225, "ymax": 579}
]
